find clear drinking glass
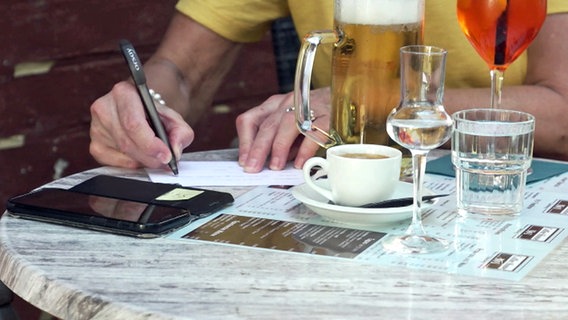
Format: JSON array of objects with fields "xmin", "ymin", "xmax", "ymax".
[
  {"xmin": 456, "ymin": 0, "xmax": 546, "ymax": 109},
  {"xmin": 451, "ymin": 108, "xmax": 535, "ymax": 218},
  {"xmin": 381, "ymin": 45, "xmax": 453, "ymax": 254}
]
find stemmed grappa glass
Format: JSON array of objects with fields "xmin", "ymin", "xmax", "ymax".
[
  {"xmin": 381, "ymin": 45, "xmax": 453, "ymax": 254},
  {"xmin": 457, "ymin": 0, "xmax": 546, "ymax": 108}
]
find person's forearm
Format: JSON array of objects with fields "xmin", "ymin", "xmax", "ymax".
[{"xmin": 143, "ymin": 12, "xmax": 242, "ymax": 125}]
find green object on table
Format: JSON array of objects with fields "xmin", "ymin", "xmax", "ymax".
[{"xmin": 426, "ymin": 154, "xmax": 568, "ymax": 184}]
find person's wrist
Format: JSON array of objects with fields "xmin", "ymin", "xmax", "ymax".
[{"xmin": 144, "ymin": 57, "xmax": 190, "ymax": 118}]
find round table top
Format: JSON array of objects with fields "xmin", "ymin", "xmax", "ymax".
[{"xmin": 1, "ymin": 149, "xmax": 568, "ymax": 320}]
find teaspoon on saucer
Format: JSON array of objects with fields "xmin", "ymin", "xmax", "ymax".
[
  {"xmin": 328, "ymin": 194, "xmax": 450, "ymax": 209},
  {"xmin": 359, "ymin": 194, "xmax": 450, "ymax": 208}
]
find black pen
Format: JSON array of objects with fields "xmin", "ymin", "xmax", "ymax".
[{"xmin": 119, "ymin": 39, "xmax": 178, "ymax": 175}]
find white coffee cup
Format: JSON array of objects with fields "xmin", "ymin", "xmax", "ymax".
[{"xmin": 302, "ymin": 144, "xmax": 402, "ymax": 207}]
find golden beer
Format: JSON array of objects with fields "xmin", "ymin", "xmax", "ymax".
[
  {"xmin": 331, "ymin": 21, "xmax": 422, "ymax": 145},
  {"xmin": 294, "ymin": 0, "xmax": 424, "ymax": 175}
]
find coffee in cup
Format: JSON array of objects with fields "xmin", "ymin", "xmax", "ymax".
[
  {"xmin": 302, "ymin": 144, "xmax": 402, "ymax": 207},
  {"xmin": 340, "ymin": 153, "xmax": 390, "ymax": 160}
]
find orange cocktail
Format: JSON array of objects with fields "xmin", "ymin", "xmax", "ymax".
[{"xmin": 457, "ymin": 0, "xmax": 546, "ymax": 108}]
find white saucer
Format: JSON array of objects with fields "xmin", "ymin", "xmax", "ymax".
[{"xmin": 291, "ymin": 180, "xmax": 433, "ymax": 225}]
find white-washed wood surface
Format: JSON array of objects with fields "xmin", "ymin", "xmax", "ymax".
[{"xmin": 1, "ymin": 149, "xmax": 568, "ymax": 319}]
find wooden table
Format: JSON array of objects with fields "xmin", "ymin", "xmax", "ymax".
[{"xmin": 1, "ymin": 149, "xmax": 568, "ymax": 320}]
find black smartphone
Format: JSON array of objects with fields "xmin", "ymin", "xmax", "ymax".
[
  {"xmin": 6, "ymin": 188, "xmax": 193, "ymax": 238},
  {"xmin": 69, "ymin": 175, "xmax": 234, "ymax": 217}
]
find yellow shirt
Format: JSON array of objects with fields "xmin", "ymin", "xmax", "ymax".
[{"xmin": 176, "ymin": 0, "xmax": 568, "ymax": 89}]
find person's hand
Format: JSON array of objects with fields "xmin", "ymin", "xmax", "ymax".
[
  {"xmin": 89, "ymin": 81, "xmax": 194, "ymax": 170},
  {"xmin": 236, "ymin": 87, "xmax": 331, "ymax": 173}
]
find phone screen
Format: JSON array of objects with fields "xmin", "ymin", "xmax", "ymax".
[{"xmin": 8, "ymin": 188, "xmax": 190, "ymax": 229}]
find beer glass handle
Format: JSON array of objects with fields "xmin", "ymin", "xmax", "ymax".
[{"xmin": 293, "ymin": 30, "xmax": 339, "ymax": 148}]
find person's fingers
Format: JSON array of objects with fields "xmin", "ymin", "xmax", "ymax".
[
  {"xmin": 89, "ymin": 137, "xmax": 141, "ymax": 169},
  {"xmin": 112, "ymin": 84, "xmax": 173, "ymax": 167},
  {"xmin": 291, "ymin": 87, "xmax": 331, "ymax": 168},
  {"xmin": 235, "ymin": 110, "xmax": 259, "ymax": 166},
  {"xmin": 89, "ymin": 81, "xmax": 184, "ymax": 169},
  {"xmin": 156, "ymin": 104, "xmax": 194, "ymax": 161},
  {"xmin": 90, "ymin": 105, "xmax": 119, "ymax": 151},
  {"xmin": 267, "ymin": 110, "xmax": 302, "ymax": 170},
  {"xmin": 278, "ymin": 109, "xmax": 326, "ymax": 170},
  {"xmin": 293, "ymin": 136, "xmax": 322, "ymax": 169},
  {"xmin": 236, "ymin": 94, "xmax": 288, "ymax": 169},
  {"xmin": 89, "ymin": 86, "xmax": 145, "ymax": 168},
  {"xmin": 269, "ymin": 87, "xmax": 329, "ymax": 169},
  {"xmin": 241, "ymin": 112, "xmax": 282, "ymax": 173},
  {"xmin": 236, "ymin": 88, "xmax": 332, "ymax": 173}
]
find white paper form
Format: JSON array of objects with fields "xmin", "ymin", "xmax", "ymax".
[
  {"xmin": 166, "ymin": 171, "xmax": 568, "ymax": 281},
  {"xmin": 146, "ymin": 161, "xmax": 304, "ymax": 186}
]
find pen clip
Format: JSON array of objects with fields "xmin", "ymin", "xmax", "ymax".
[{"xmin": 119, "ymin": 39, "xmax": 146, "ymax": 85}]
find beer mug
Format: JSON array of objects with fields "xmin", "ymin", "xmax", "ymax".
[{"xmin": 294, "ymin": 0, "xmax": 425, "ymax": 150}]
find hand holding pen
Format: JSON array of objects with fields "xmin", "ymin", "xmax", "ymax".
[{"xmin": 119, "ymin": 39, "xmax": 179, "ymax": 175}]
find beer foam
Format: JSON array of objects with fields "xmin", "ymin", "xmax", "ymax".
[{"xmin": 338, "ymin": 0, "xmax": 423, "ymax": 25}]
